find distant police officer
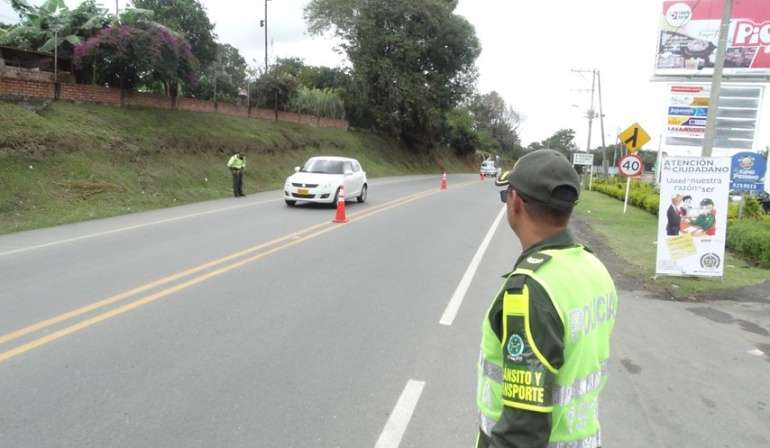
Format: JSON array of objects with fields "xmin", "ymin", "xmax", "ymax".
[
  {"xmin": 227, "ymin": 152, "xmax": 246, "ymax": 197},
  {"xmin": 476, "ymin": 150, "xmax": 618, "ymax": 448}
]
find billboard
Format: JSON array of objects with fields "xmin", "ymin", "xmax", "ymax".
[
  {"xmin": 656, "ymin": 157, "xmax": 731, "ymax": 277},
  {"xmin": 656, "ymin": 0, "xmax": 770, "ymax": 77},
  {"xmin": 664, "ymin": 83, "xmax": 762, "ymax": 150}
]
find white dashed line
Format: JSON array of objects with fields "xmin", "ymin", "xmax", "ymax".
[
  {"xmin": 747, "ymin": 348, "xmax": 766, "ymax": 357},
  {"xmin": 374, "ymin": 379, "xmax": 426, "ymax": 448},
  {"xmin": 439, "ymin": 205, "xmax": 507, "ymax": 326}
]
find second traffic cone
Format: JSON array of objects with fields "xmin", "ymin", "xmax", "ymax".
[
  {"xmin": 440, "ymin": 172, "xmax": 448, "ymax": 190},
  {"xmin": 480, "ymin": 173, "xmax": 485, "ymax": 181},
  {"xmin": 333, "ymin": 186, "xmax": 348, "ymax": 223}
]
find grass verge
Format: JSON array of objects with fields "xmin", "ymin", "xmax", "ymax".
[
  {"xmin": 0, "ymin": 101, "xmax": 473, "ymax": 235},
  {"xmin": 575, "ymin": 190, "xmax": 770, "ymax": 298}
]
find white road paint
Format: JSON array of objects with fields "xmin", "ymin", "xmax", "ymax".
[
  {"xmin": 747, "ymin": 348, "xmax": 766, "ymax": 357},
  {"xmin": 0, "ymin": 176, "xmax": 437, "ymax": 258},
  {"xmin": 439, "ymin": 205, "xmax": 507, "ymax": 326},
  {"xmin": 0, "ymin": 198, "xmax": 281, "ymax": 257},
  {"xmin": 0, "ymin": 176, "xmax": 446, "ymax": 258},
  {"xmin": 374, "ymin": 380, "xmax": 426, "ymax": 448}
]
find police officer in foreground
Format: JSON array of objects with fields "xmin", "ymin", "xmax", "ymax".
[
  {"xmin": 227, "ymin": 152, "xmax": 246, "ymax": 197},
  {"xmin": 476, "ymin": 149, "xmax": 618, "ymax": 448}
]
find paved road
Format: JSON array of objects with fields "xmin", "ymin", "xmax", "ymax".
[{"xmin": 0, "ymin": 174, "xmax": 768, "ymax": 447}]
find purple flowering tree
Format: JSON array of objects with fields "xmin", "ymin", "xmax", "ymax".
[{"xmin": 74, "ymin": 22, "xmax": 198, "ymax": 94}]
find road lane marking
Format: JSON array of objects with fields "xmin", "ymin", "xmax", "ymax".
[
  {"xmin": 0, "ymin": 190, "xmax": 434, "ymax": 348},
  {"xmin": 374, "ymin": 380, "xmax": 426, "ymax": 448},
  {"xmin": 0, "ymin": 176, "xmax": 436, "ymax": 258},
  {"xmin": 439, "ymin": 205, "xmax": 507, "ymax": 326},
  {"xmin": 0, "ymin": 182, "xmax": 476, "ymax": 363},
  {"xmin": 747, "ymin": 348, "xmax": 765, "ymax": 357},
  {"xmin": 0, "ymin": 198, "xmax": 282, "ymax": 257}
]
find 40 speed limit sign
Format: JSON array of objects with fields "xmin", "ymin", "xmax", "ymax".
[{"xmin": 618, "ymin": 154, "xmax": 644, "ymax": 177}]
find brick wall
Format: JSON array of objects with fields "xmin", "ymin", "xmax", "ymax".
[
  {"xmin": 124, "ymin": 92, "xmax": 172, "ymax": 109},
  {"xmin": 59, "ymin": 83, "xmax": 121, "ymax": 105},
  {"xmin": 0, "ymin": 77, "xmax": 349, "ymax": 129},
  {"xmin": 0, "ymin": 77, "xmax": 54, "ymax": 100},
  {"xmin": 277, "ymin": 111, "xmax": 302, "ymax": 124},
  {"xmin": 177, "ymin": 97, "xmax": 216, "ymax": 113},
  {"xmin": 216, "ymin": 102, "xmax": 249, "ymax": 117}
]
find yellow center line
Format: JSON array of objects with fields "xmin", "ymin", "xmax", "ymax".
[
  {"xmin": 0, "ymin": 189, "xmax": 440, "ymax": 348},
  {"xmin": 0, "ymin": 181, "xmax": 476, "ymax": 363}
]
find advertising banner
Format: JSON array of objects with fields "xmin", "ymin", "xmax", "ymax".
[
  {"xmin": 656, "ymin": 157, "xmax": 731, "ymax": 277},
  {"xmin": 664, "ymin": 83, "xmax": 762, "ymax": 151},
  {"xmin": 730, "ymin": 151, "xmax": 767, "ymax": 192},
  {"xmin": 656, "ymin": 0, "xmax": 770, "ymax": 77}
]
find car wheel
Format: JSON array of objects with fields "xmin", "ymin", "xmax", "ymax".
[
  {"xmin": 285, "ymin": 200, "xmax": 296, "ymax": 207},
  {"xmin": 332, "ymin": 187, "xmax": 342, "ymax": 208},
  {"xmin": 357, "ymin": 184, "xmax": 368, "ymax": 203}
]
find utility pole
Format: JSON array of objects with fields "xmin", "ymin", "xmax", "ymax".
[
  {"xmin": 586, "ymin": 70, "xmax": 596, "ymax": 153},
  {"xmin": 597, "ymin": 71, "xmax": 608, "ymax": 177},
  {"xmin": 702, "ymin": 0, "xmax": 733, "ymax": 157},
  {"xmin": 53, "ymin": 27, "xmax": 58, "ymax": 82},
  {"xmin": 263, "ymin": 0, "xmax": 271, "ymax": 73}
]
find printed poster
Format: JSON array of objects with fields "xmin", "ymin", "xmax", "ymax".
[
  {"xmin": 656, "ymin": 157, "xmax": 731, "ymax": 277},
  {"xmin": 656, "ymin": 0, "xmax": 770, "ymax": 77}
]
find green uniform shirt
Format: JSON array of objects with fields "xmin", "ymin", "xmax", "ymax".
[{"xmin": 478, "ymin": 230, "xmax": 577, "ymax": 448}]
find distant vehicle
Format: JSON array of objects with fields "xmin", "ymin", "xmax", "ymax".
[
  {"xmin": 284, "ymin": 156, "xmax": 367, "ymax": 206},
  {"xmin": 480, "ymin": 160, "xmax": 497, "ymax": 177}
]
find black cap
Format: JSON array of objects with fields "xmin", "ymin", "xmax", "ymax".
[{"xmin": 495, "ymin": 150, "xmax": 580, "ymax": 210}]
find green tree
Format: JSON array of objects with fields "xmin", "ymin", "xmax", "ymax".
[
  {"xmin": 469, "ymin": 91, "xmax": 521, "ymax": 156},
  {"xmin": 251, "ymin": 66, "xmax": 298, "ymax": 112},
  {"xmin": 0, "ymin": 0, "xmax": 110, "ymax": 57},
  {"xmin": 73, "ymin": 21, "xmax": 198, "ymax": 91},
  {"xmin": 188, "ymin": 43, "xmax": 248, "ymax": 102},
  {"xmin": 528, "ymin": 129, "xmax": 578, "ymax": 158},
  {"xmin": 306, "ymin": 0, "xmax": 480, "ymax": 148},
  {"xmin": 131, "ymin": 0, "xmax": 217, "ymax": 66},
  {"xmin": 298, "ymin": 65, "xmax": 350, "ymax": 91},
  {"xmin": 289, "ymin": 86, "xmax": 345, "ymax": 119},
  {"xmin": 444, "ymin": 108, "xmax": 480, "ymax": 155}
]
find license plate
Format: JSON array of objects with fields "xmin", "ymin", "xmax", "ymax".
[{"xmin": 298, "ymin": 188, "xmax": 309, "ymax": 195}]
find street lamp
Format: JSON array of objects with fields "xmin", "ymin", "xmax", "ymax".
[{"xmin": 260, "ymin": 0, "xmax": 272, "ymax": 73}]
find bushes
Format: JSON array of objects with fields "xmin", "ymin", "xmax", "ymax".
[
  {"xmin": 592, "ymin": 178, "xmax": 660, "ymax": 215},
  {"xmin": 726, "ymin": 219, "xmax": 770, "ymax": 268},
  {"xmin": 591, "ymin": 177, "xmax": 770, "ymax": 270}
]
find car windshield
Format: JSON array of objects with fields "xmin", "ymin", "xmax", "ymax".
[{"xmin": 302, "ymin": 159, "xmax": 346, "ymax": 174}]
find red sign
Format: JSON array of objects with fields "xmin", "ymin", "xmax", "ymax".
[
  {"xmin": 656, "ymin": 0, "xmax": 770, "ymax": 76},
  {"xmin": 618, "ymin": 155, "xmax": 644, "ymax": 177}
]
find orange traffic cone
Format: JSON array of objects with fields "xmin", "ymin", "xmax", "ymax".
[
  {"xmin": 480, "ymin": 173, "xmax": 485, "ymax": 181},
  {"xmin": 440, "ymin": 172, "xmax": 448, "ymax": 190},
  {"xmin": 333, "ymin": 186, "xmax": 348, "ymax": 223}
]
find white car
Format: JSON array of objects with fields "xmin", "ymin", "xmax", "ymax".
[
  {"xmin": 480, "ymin": 160, "xmax": 497, "ymax": 177},
  {"xmin": 284, "ymin": 156, "xmax": 368, "ymax": 206}
]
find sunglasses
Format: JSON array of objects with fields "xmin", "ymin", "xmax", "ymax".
[{"xmin": 499, "ymin": 188, "xmax": 528, "ymax": 204}]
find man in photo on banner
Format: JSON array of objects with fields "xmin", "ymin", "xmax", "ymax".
[{"xmin": 666, "ymin": 194, "xmax": 683, "ymax": 236}]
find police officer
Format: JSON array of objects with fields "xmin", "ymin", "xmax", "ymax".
[
  {"xmin": 227, "ymin": 152, "xmax": 246, "ymax": 197},
  {"xmin": 476, "ymin": 149, "xmax": 618, "ymax": 448}
]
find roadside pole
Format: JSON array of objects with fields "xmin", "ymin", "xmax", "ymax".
[
  {"xmin": 623, "ymin": 176, "xmax": 631, "ymax": 214},
  {"xmin": 702, "ymin": 0, "xmax": 733, "ymax": 157}
]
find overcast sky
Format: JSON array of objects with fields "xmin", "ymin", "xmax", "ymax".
[{"xmin": 0, "ymin": 0, "xmax": 668, "ymax": 147}]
